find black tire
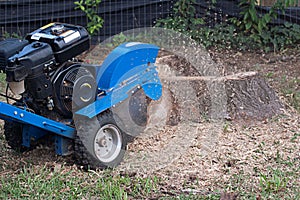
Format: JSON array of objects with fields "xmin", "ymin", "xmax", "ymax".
[
  {"xmin": 4, "ymin": 121, "xmax": 27, "ymax": 152},
  {"xmin": 74, "ymin": 111, "xmax": 127, "ymax": 170}
]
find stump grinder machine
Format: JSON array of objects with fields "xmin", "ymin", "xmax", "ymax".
[{"xmin": 0, "ymin": 23, "xmax": 162, "ymax": 169}]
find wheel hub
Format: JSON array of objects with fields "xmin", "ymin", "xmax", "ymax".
[
  {"xmin": 97, "ymin": 136, "xmax": 108, "ymax": 147},
  {"xmin": 94, "ymin": 124, "xmax": 122, "ymax": 163}
]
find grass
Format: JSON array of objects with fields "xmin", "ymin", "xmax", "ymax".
[
  {"xmin": 0, "ymin": 165, "xmax": 222, "ymax": 199},
  {"xmin": 0, "ymin": 166, "xmax": 140, "ymax": 199},
  {"xmin": 0, "ymin": 153, "xmax": 299, "ymax": 199},
  {"xmin": 224, "ymin": 154, "xmax": 300, "ymax": 200},
  {"xmin": 0, "ymin": 162, "xmax": 159, "ymax": 199}
]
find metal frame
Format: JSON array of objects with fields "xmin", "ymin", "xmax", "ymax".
[{"xmin": 0, "ymin": 102, "xmax": 75, "ymax": 155}]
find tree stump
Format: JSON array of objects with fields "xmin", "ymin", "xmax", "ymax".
[
  {"xmin": 224, "ymin": 72, "xmax": 284, "ymax": 121},
  {"xmin": 152, "ymin": 54, "xmax": 285, "ymax": 123}
]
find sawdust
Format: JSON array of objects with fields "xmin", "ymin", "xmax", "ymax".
[{"xmin": 0, "ymin": 46, "xmax": 299, "ymax": 197}]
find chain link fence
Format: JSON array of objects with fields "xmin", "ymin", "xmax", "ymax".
[
  {"xmin": 0, "ymin": 0, "xmax": 174, "ymax": 41},
  {"xmin": 0, "ymin": 0, "xmax": 299, "ymax": 41}
]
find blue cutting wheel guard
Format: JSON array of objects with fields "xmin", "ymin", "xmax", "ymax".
[{"xmin": 75, "ymin": 42, "xmax": 163, "ymax": 118}]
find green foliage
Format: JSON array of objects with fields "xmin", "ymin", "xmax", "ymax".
[
  {"xmin": 75, "ymin": 0, "xmax": 104, "ymax": 35},
  {"xmin": 0, "ymin": 73, "xmax": 6, "ymax": 84},
  {"xmin": 106, "ymin": 32, "xmax": 131, "ymax": 48},
  {"xmin": 194, "ymin": 24, "xmax": 256, "ymax": 50},
  {"xmin": 232, "ymin": 0, "xmax": 296, "ymax": 34},
  {"xmin": 105, "ymin": 32, "xmax": 156, "ymax": 48},
  {"xmin": 1, "ymin": 32, "xmax": 22, "ymax": 39},
  {"xmin": 156, "ymin": 0, "xmax": 300, "ymax": 52},
  {"xmin": 266, "ymin": 23, "xmax": 300, "ymax": 51},
  {"xmin": 156, "ymin": 0, "xmax": 205, "ymax": 35},
  {"xmin": 230, "ymin": 0, "xmax": 298, "ymax": 51}
]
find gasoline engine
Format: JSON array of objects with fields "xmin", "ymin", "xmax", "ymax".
[{"xmin": 0, "ymin": 23, "xmax": 96, "ymax": 119}]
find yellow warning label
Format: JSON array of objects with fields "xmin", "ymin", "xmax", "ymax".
[{"xmin": 40, "ymin": 23, "xmax": 55, "ymax": 30}]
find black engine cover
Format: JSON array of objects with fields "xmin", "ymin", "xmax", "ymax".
[
  {"xmin": 0, "ymin": 38, "xmax": 28, "ymax": 71},
  {"xmin": 26, "ymin": 23, "xmax": 90, "ymax": 64},
  {"xmin": 6, "ymin": 42, "xmax": 55, "ymax": 82}
]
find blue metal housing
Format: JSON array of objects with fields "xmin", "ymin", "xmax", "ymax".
[{"xmin": 76, "ymin": 42, "xmax": 162, "ymax": 118}]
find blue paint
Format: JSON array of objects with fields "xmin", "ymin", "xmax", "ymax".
[
  {"xmin": 76, "ymin": 42, "xmax": 162, "ymax": 118},
  {"xmin": 97, "ymin": 42, "xmax": 160, "ymax": 89},
  {"xmin": 55, "ymin": 135, "xmax": 72, "ymax": 156},
  {"xmin": 0, "ymin": 102, "xmax": 75, "ymax": 138},
  {"xmin": 22, "ymin": 124, "xmax": 48, "ymax": 147}
]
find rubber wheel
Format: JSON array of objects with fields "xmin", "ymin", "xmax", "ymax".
[
  {"xmin": 74, "ymin": 111, "xmax": 127, "ymax": 170},
  {"xmin": 4, "ymin": 121, "xmax": 27, "ymax": 152}
]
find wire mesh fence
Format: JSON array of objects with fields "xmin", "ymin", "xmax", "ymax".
[
  {"xmin": 0, "ymin": 0, "xmax": 299, "ymax": 41},
  {"xmin": 0, "ymin": 0, "xmax": 175, "ymax": 41}
]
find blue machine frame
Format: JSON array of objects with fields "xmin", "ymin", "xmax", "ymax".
[{"xmin": 0, "ymin": 42, "xmax": 162, "ymax": 155}]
